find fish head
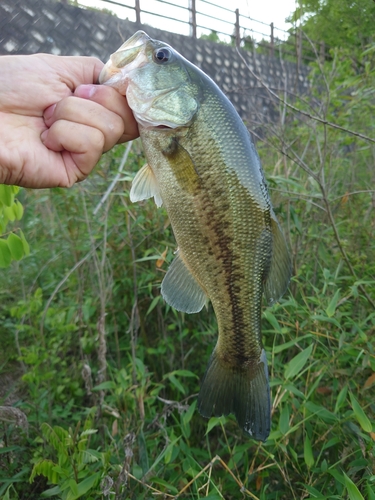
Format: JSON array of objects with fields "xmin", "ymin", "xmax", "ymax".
[{"xmin": 99, "ymin": 31, "xmax": 199, "ymax": 129}]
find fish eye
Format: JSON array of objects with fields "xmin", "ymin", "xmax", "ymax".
[{"xmin": 154, "ymin": 47, "xmax": 172, "ymax": 64}]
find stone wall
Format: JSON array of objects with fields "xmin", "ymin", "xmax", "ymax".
[{"xmin": 0, "ymin": 0, "xmax": 310, "ymax": 126}]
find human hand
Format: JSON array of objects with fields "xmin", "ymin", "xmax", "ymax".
[{"xmin": 0, "ymin": 54, "xmax": 139, "ymax": 188}]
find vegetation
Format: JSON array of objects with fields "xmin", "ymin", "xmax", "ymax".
[
  {"xmin": 290, "ymin": 0, "xmax": 375, "ymax": 53},
  {"xmin": 1, "ymin": 8, "xmax": 375, "ymax": 500}
]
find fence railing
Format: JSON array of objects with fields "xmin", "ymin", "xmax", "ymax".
[{"xmin": 77, "ymin": 0, "xmax": 327, "ymax": 65}]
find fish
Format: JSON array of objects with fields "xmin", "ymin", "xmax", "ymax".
[{"xmin": 99, "ymin": 31, "xmax": 292, "ymax": 441}]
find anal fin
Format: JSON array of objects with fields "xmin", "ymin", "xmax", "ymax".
[{"xmin": 161, "ymin": 251, "xmax": 206, "ymax": 313}]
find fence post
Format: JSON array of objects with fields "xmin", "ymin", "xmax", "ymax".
[
  {"xmin": 235, "ymin": 8, "xmax": 240, "ymax": 48},
  {"xmin": 189, "ymin": 0, "xmax": 197, "ymax": 38},
  {"xmin": 135, "ymin": 0, "xmax": 141, "ymax": 24},
  {"xmin": 270, "ymin": 22, "xmax": 274, "ymax": 57}
]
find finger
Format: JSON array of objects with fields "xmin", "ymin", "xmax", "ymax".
[
  {"xmin": 43, "ymin": 95, "xmax": 125, "ymax": 152},
  {"xmin": 75, "ymin": 84, "xmax": 139, "ymax": 142},
  {"xmin": 40, "ymin": 54, "xmax": 104, "ymax": 91},
  {"xmin": 41, "ymin": 120, "xmax": 105, "ymax": 185}
]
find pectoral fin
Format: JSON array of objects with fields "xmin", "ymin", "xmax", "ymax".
[
  {"xmin": 162, "ymin": 138, "xmax": 201, "ymax": 194},
  {"xmin": 264, "ymin": 217, "xmax": 292, "ymax": 305},
  {"xmin": 130, "ymin": 163, "xmax": 163, "ymax": 207},
  {"xmin": 161, "ymin": 251, "xmax": 206, "ymax": 313}
]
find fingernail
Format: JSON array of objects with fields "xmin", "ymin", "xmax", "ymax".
[
  {"xmin": 75, "ymin": 84, "xmax": 97, "ymax": 99},
  {"xmin": 41, "ymin": 129, "xmax": 48, "ymax": 143},
  {"xmin": 43, "ymin": 103, "xmax": 56, "ymax": 121}
]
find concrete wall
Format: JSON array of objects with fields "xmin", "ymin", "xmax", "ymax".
[{"xmin": 0, "ymin": 0, "xmax": 310, "ymax": 127}]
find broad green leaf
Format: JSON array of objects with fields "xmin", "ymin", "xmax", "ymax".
[
  {"xmin": 304, "ymin": 484, "xmax": 326, "ymax": 497},
  {"xmin": 326, "ymin": 289, "xmax": 341, "ymax": 317},
  {"xmin": 148, "ymin": 436, "xmax": 180, "ymax": 472},
  {"xmin": 149, "ymin": 477, "xmax": 178, "ymax": 494},
  {"xmin": 328, "ymin": 468, "xmax": 346, "ymax": 486},
  {"xmin": 13, "ymin": 200, "xmax": 24, "ymax": 220},
  {"xmin": 305, "ymin": 402, "xmax": 337, "ymax": 424},
  {"xmin": 273, "ymin": 334, "xmax": 312, "ymax": 354},
  {"xmin": 164, "ymin": 441, "xmax": 176, "ymax": 464},
  {"xmin": 0, "ymin": 184, "xmax": 14, "ymax": 207},
  {"xmin": 263, "ymin": 310, "xmax": 282, "ymax": 332},
  {"xmin": 0, "ymin": 239, "xmax": 11, "ymax": 268},
  {"xmin": 283, "ymin": 382, "xmax": 306, "ymax": 399},
  {"xmin": 168, "ymin": 369, "xmax": 197, "ymax": 378},
  {"xmin": 168, "ymin": 374, "xmax": 185, "ymax": 394},
  {"xmin": 146, "ymin": 295, "xmax": 160, "ymax": 315},
  {"xmin": 206, "ymin": 416, "xmax": 226, "ymax": 435},
  {"xmin": 4, "ymin": 205, "xmax": 16, "ymax": 221},
  {"xmin": 19, "ymin": 230, "xmax": 30, "ymax": 256},
  {"xmin": 366, "ymin": 483, "xmax": 375, "ymax": 500},
  {"xmin": 182, "ymin": 400, "xmax": 197, "ymax": 426},
  {"xmin": 68, "ymin": 479, "xmax": 78, "ymax": 497},
  {"xmin": 2, "ymin": 485, "xmax": 10, "ymax": 500},
  {"xmin": 343, "ymin": 471, "xmax": 365, "ymax": 500},
  {"xmin": 7, "ymin": 233, "xmax": 24, "ymax": 260},
  {"xmin": 92, "ymin": 381, "xmax": 116, "ymax": 391},
  {"xmin": 40, "ymin": 485, "xmax": 62, "ymax": 498},
  {"xmin": 4, "ymin": 484, "xmax": 27, "ymax": 499},
  {"xmin": 311, "ymin": 315, "xmax": 341, "ymax": 328},
  {"xmin": 66, "ymin": 471, "xmax": 101, "ymax": 500},
  {"xmin": 334, "ymin": 386, "xmax": 348, "ymax": 413},
  {"xmin": 285, "ymin": 344, "xmax": 313, "ymax": 380},
  {"xmin": 304, "ymin": 433, "xmax": 314, "ymax": 468},
  {"xmin": 0, "ymin": 445, "xmax": 24, "ymax": 454},
  {"xmin": 80, "ymin": 429, "xmax": 98, "ymax": 438},
  {"xmin": 349, "ymin": 393, "xmax": 372, "ymax": 433},
  {"xmin": 279, "ymin": 404, "xmax": 290, "ymax": 435},
  {"xmin": 138, "ymin": 430, "xmax": 149, "ymax": 474}
]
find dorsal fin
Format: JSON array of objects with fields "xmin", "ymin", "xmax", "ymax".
[{"xmin": 264, "ymin": 217, "xmax": 292, "ymax": 305}]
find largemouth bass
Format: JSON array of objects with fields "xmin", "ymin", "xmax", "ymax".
[{"xmin": 99, "ymin": 31, "xmax": 291, "ymax": 441}]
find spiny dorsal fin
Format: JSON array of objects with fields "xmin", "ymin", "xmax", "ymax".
[
  {"xmin": 130, "ymin": 163, "xmax": 163, "ymax": 207},
  {"xmin": 264, "ymin": 217, "xmax": 292, "ymax": 305},
  {"xmin": 161, "ymin": 251, "xmax": 206, "ymax": 313}
]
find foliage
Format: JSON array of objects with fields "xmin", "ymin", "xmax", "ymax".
[
  {"xmin": 1, "ymin": 32, "xmax": 375, "ymax": 500},
  {"xmin": 0, "ymin": 185, "xmax": 30, "ymax": 268},
  {"xmin": 199, "ymin": 30, "xmax": 229, "ymax": 45},
  {"xmin": 29, "ymin": 420, "xmax": 103, "ymax": 499},
  {"xmin": 289, "ymin": 0, "xmax": 375, "ymax": 53}
]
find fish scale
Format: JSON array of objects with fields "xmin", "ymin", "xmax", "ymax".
[{"xmin": 99, "ymin": 30, "xmax": 292, "ymax": 440}]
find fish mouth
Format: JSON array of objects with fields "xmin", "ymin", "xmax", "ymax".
[{"xmin": 99, "ymin": 31, "xmax": 151, "ymax": 85}]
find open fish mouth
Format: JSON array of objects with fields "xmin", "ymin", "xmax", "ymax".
[{"xmin": 99, "ymin": 31, "xmax": 151, "ymax": 86}]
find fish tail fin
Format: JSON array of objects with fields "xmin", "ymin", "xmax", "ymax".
[{"xmin": 197, "ymin": 349, "xmax": 270, "ymax": 441}]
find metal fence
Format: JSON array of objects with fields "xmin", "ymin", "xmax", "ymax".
[{"xmin": 76, "ymin": 0, "xmax": 326, "ymax": 65}]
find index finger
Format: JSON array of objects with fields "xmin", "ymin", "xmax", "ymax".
[{"xmin": 74, "ymin": 84, "xmax": 139, "ymax": 143}]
